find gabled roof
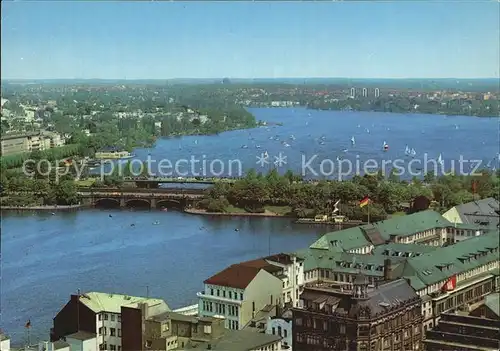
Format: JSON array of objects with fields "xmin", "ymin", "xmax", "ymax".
[
  {"xmin": 78, "ymin": 292, "xmax": 167, "ymax": 313},
  {"xmin": 204, "ymin": 264, "xmax": 262, "ymax": 289},
  {"xmin": 239, "ymin": 258, "xmax": 283, "ymax": 274},
  {"xmin": 309, "ymin": 226, "xmax": 371, "ymax": 251},
  {"xmin": 374, "ymin": 210, "xmax": 451, "ymax": 239},
  {"xmin": 454, "ymin": 198, "xmax": 500, "ymax": 228},
  {"xmin": 394, "ymin": 230, "xmax": 499, "ymax": 289}
]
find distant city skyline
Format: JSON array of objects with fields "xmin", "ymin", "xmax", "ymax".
[{"xmin": 1, "ymin": 1, "xmax": 499, "ymax": 80}]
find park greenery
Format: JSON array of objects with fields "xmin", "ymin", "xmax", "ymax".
[{"xmin": 198, "ymin": 168, "xmax": 500, "ymax": 220}]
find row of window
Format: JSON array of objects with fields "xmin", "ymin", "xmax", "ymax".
[
  {"xmin": 98, "ymin": 327, "xmax": 122, "ymax": 337},
  {"xmin": 271, "ymin": 326, "xmax": 288, "ymax": 338},
  {"xmin": 209, "ymin": 288, "xmax": 243, "ymax": 300},
  {"xmin": 99, "ymin": 343, "xmax": 121, "ymax": 351},
  {"xmin": 98, "ymin": 313, "xmax": 121, "ymax": 322},
  {"xmin": 229, "ymin": 320, "xmax": 239, "ymax": 330},
  {"xmin": 202, "ymin": 301, "xmax": 239, "ymax": 317}
]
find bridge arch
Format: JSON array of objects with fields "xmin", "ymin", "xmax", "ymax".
[
  {"xmin": 125, "ymin": 199, "xmax": 151, "ymax": 209},
  {"xmin": 156, "ymin": 199, "xmax": 184, "ymax": 210},
  {"xmin": 94, "ymin": 198, "xmax": 120, "ymax": 209}
]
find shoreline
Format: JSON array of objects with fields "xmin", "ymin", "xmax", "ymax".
[
  {"xmin": 0, "ymin": 204, "xmax": 84, "ymax": 212},
  {"xmin": 183, "ymin": 208, "xmax": 294, "ymax": 218}
]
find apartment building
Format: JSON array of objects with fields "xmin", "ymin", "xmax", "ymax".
[
  {"xmin": 51, "ymin": 292, "xmax": 170, "ymax": 351},
  {"xmin": 1, "ymin": 130, "xmax": 64, "ymax": 155},
  {"xmin": 292, "ymin": 278, "xmax": 423, "ymax": 351},
  {"xmin": 197, "ymin": 262, "xmax": 283, "ymax": 330},
  {"xmin": 390, "ymin": 230, "xmax": 499, "ymax": 332},
  {"xmin": 121, "ymin": 305, "xmax": 282, "ymax": 351},
  {"xmin": 265, "ymin": 309, "xmax": 293, "ymax": 350}
]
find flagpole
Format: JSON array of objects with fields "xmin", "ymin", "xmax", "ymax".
[{"xmin": 367, "ymin": 203, "xmax": 370, "ymax": 224}]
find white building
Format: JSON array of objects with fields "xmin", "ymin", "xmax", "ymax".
[
  {"xmin": 265, "ymin": 310, "xmax": 293, "ymax": 350},
  {"xmin": 38, "ymin": 341, "xmax": 70, "ymax": 351},
  {"xmin": 52, "ymin": 292, "xmax": 170, "ymax": 351},
  {"xmin": 1, "ymin": 333, "xmax": 10, "ymax": 351},
  {"xmin": 264, "ymin": 254, "xmax": 304, "ymax": 307},
  {"xmin": 198, "ymin": 262, "xmax": 283, "ymax": 330}
]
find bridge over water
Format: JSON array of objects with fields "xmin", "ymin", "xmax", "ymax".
[{"xmin": 78, "ymin": 187, "xmax": 205, "ymax": 209}]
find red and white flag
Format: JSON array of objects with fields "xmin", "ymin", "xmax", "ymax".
[{"xmin": 442, "ymin": 275, "xmax": 457, "ymax": 292}]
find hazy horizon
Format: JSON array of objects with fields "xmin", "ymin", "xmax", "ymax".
[{"xmin": 2, "ymin": 1, "xmax": 499, "ymax": 80}]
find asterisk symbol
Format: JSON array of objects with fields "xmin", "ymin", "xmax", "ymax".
[
  {"xmin": 274, "ymin": 152, "xmax": 287, "ymax": 167},
  {"xmin": 256, "ymin": 152, "xmax": 270, "ymax": 167}
]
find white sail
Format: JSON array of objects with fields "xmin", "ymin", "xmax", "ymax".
[
  {"xmin": 437, "ymin": 153, "xmax": 444, "ymax": 165},
  {"xmin": 405, "ymin": 145, "xmax": 410, "ymax": 154},
  {"xmin": 333, "ymin": 199, "xmax": 341, "ymax": 213},
  {"xmin": 411, "ymin": 148, "xmax": 416, "ymax": 156},
  {"xmin": 351, "ymin": 136, "xmax": 355, "ymax": 145}
]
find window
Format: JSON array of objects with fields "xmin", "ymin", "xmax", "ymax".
[
  {"xmin": 223, "ymin": 290, "xmax": 226, "ymax": 298},
  {"xmin": 240, "ymin": 293, "xmax": 243, "ymax": 300},
  {"xmin": 110, "ymin": 328, "xmax": 116, "ymax": 336},
  {"xmin": 211, "ymin": 288, "xmax": 214, "ymax": 295},
  {"xmin": 110, "ymin": 345, "xmax": 116, "ymax": 351},
  {"xmin": 118, "ymin": 329, "xmax": 122, "ymax": 337},
  {"xmin": 272, "ymin": 327, "xmax": 276, "ymax": 335},
  {"xmin": 98, "ymin": 314, "xmax": 102, "ymax": 321},
  {"xmin": 99, "ymin": 343, "xmax": 107, "ymax": 351},
  {"xmin": 229, "ymin": 291, "xmax": 232, "ymax": 299},
  {"xmin": 99, "ymin": 327, "xmax": 107, "ymax": 336},
  {"xmin": 278, "ymin": 326, "xmax": 282, "ymax": 336},
  {"xmin": 111, "ymin": 314, "xmax": 115, "ymax": 322},
  {"xmin": 204, "ymin": 325, "xmax": 212, "ymax": 334},
  {"xmin": 284, "ymin": 329, "xmax": 287, "ymax": 338},
  {"xmin": 118, "ymin": 347, "xmax": 121, "ymax": 351},
  {"xmin": 117, "ymin": 315, "xmax": 121, "ymax": 323},
  {"xmin": 104, "ymin": 314, "xmax": 109, "ymax": 320},
  {"xmin": 217, "ymin": 290, "xmax": 220, "ymax": 296}
]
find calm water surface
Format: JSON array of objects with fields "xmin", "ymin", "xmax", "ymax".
[{"xmin": 3, "ymin": 108, "xmax": 499, "ymax": 344}]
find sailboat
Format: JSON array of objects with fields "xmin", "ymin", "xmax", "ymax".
[
  {"xmin": 437, "ymin": 153, "xmax": 444, "ymax": 166},
  {"xmin": 383, "ymin": 141, "xmax": 389, "ymax": 151},
  {"xmin": 410, "ymin": 148, "xmax": 416, "ymax": 158},
  {"xmin": 351, "ymin": 136, "xmax": 355, "ymax": 146},
  {"xmin": 405, "ymin": 145, "xmax": 410, "ymax": 156}
]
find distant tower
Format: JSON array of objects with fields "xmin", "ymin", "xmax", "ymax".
[
  {"xmin": 362, "ymin": 88, "xmax": 367, "ymax": 97},
  {"xmin": 350, "ymin": 87, "xmax": 356, "ymax": 98},
  {"xmin": 375, "ymin": 88, "xmax": 380, "ymax": 98}
]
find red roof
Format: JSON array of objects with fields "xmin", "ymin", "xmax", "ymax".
[{"xmin": 204, "ymin": 264, "xmax": 262, "ymax": 289}]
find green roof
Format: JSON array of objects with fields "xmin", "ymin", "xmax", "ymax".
[
  {"xmin": 394, "ymin": 231, "xmax": 499, "ymax": 289},
  {"xmin": 373, "ymin": 243, "xmax": 438, "ymax": 257},
  {"xmin": 374, "ymin": 210, "xmax": 452, "ymax": 239},
  {"xmin": 309, "ymin": 226, "xmax": 371, "ymax": 251},
  {"xmin": 295, "ymin": 248, "xmax": 402, "ymax": 276}
]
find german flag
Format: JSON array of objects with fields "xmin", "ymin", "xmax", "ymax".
[
  {"xmin": 359, "ymin": 196, "xmax": 370, "ymax": 208},
  {"xmin": 25, "ymin": 319, "xmax": 31, "ymax": 328}
]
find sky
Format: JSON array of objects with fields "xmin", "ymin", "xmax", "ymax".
[{"xmin": 1, "ymin": 1, "xmax": 499, "ymax": 80}]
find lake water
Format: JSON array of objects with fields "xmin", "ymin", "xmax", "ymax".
[
  {"xmin": 117, "ymin": 107, "xmax": 499, "ymax": 180},
  {"xmin": 2, "ymin": 108, "xmax": 499, "ymax": 344}
]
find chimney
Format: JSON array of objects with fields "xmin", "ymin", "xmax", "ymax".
[{"xmin": 383, "ymin": 259, "xmax": 392, "ymax": 281}]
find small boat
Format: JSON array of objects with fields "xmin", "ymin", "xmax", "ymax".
[
  {"xmin": 255, "ymin": 145, "xmax": 261, "ymax": 149},
  {"xmin": 437, "ymin": 153, "xmax": 444, "ymax": 166},
  {"xmin": 319, "ymin": 141, "xmax": 325, "ymax": 145},
  {"xmin": 410, "ymin": 148, "xmax": 416, "ymax": 158},
  {"xmin": 283, "ymin": 143, "xmax": 290, "ymax": 147},
  {"xmin": 405, "ymin": 145, "xmax": 410, "ymax": 155},
  {"xmin": 350, "ymin": 136, "xmax": 355, "ymax": 146},
  {"xmin": 383, "ymin": 141, "xmax": 389, "ymax": 151},
  {"xmin": 194, "ymin": 140, "xmax": 198, "ymax": 145},
  {"xmin": 241, "ymin": 145, "xmax": 248, "ymax": 149},
  {"xmin": 366, "ymin": 128, "xmax": 370, "ymax": 133},
  {"xmin": 153, "ymin": 221, "xmax": 160, "ymax": 225},
  {"xmin": 342, "ymin": 148, "xmax": 348, "ymax": 153},
  {"xmin": 290, "ymin": 135, "xmax": 296, "ymax": 140}
]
